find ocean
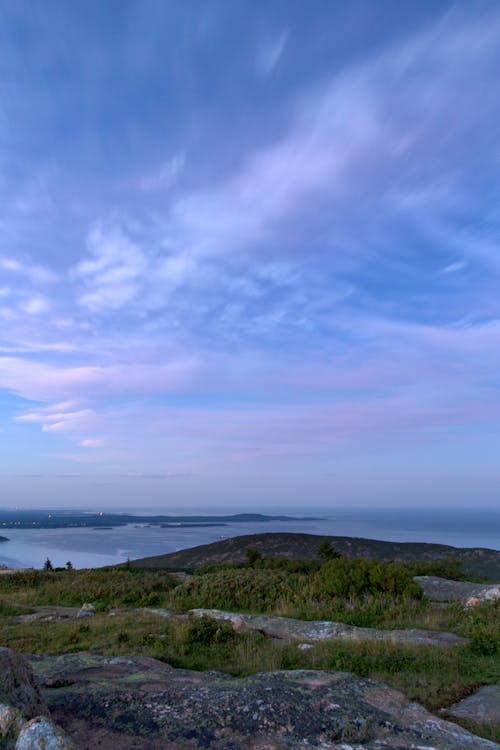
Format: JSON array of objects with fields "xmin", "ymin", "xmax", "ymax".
[{"xmin": 0, "ymin": 506, "xmax": 498, "ymax": 570}]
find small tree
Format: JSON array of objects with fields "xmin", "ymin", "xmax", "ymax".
[
  {"xmin": 66, "ymin": 560, "xmax": 73, "ymax": 571},
  {"xmin": 316, "ymin": 538, "xmax": 342, "ymax": 562},
  {"xmin": 246, "ymin": 547, "xmax": 262, "ymax": 566},
  {"xmin": 43, "ymin": 557, "xmax": 53, "ymax": 571}
]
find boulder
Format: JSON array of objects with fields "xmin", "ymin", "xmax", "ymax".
[
  {"xmin": 14, "ymin": 716, "xmax": 75, "ymax": 749},
  {"xmin": 414, "ymin": 576, "xmax": 500, "ymax": 603},
  {"xmin": 448, "ymin": 685, "xmax": 500, "ymax": 726},
  {"xmin": 76, "ymin": 603, "xmax": 95, "ymax": 619}
]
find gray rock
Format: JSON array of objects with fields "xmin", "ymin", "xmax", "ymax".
[
  {"xmin": 15, "ymin": 716, "xmax": 76, "ymax": 749},
  {"xmin": 76, "ymin": 603, "xmax": 95, "ymax": 619},
  {"xmin": 187, "ymin": 608, "xmax": 468, "ymax": 647},
  {"xmin": 29, "ymin": 651, "xmax": 500, "ymax": 749},
  {"xmin": 448, "ymin": 685, "xmax": 500, "ymax": 725},
  {"xmin": 414, "ymin": 576, "xmax": 500, "ymax": 603}
]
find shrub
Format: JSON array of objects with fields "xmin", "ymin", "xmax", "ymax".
[
  {"xmin": 246, "ymin": 548, "xmax": 262, "ymax": 566},
  {"xmin": 171, "ymin": 569, "xmax": 304, "ymax": 612},
  {"xmin": 316, "ymin": 558, "xmax": 423, "ymax": 599},
  {"xmin": 464, "ymin": 600, "xmax": 500, "ymax": 655},
  {"xmin": 316, "ymin": 538, "xmax": 342, "ymax": 561},
  {"xmin": 185, "ymin": 615, "xmax": 235, "ymax": 649}
]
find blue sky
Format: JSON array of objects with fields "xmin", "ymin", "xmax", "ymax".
[{"xmin": 1, "ymin": 1, "xmax": 499, "ymax": 509}]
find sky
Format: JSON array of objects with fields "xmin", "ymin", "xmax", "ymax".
[{"xmin": 0, "ymin": 1, "xmax": 499, "ymax": 510}]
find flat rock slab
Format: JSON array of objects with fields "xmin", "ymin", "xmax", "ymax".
[
  {"xmin": 414, "ymin": 576, "xmax": 500, "ymax": 603},
  {"xmin": 187, "ymin": 608, "xmax": 468, "ymax": 647},
  {"xmin": 28, "ymin": 651, "xmax": 499, "ymax": 750},
  {"xmin": 448, "ymin": 685, "xmax": 500, "ymax": 725},
  {"xmin": 13, "ymin": 606, "xmax": 82, "ymax": 624}
]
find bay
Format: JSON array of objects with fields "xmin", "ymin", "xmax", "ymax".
[{"xmin": 0, "ymin": 506, "xmax": 498, "ymax": 570}]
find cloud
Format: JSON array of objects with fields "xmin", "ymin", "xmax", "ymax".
[
  {"xmin": 255, "ymin": 29, "xmax": 289, "ymax": 75},
  {"xmin": 17, "ymin": 406, "xmax": 99, "ymax": 433},
  {"xmin": 75, "ymin": 223, "xmax": 147, "ymax": 311},
  {"xmin": 139, "ymin": 152, "xmax": 186, "ymax": 192},
  {"xmin": 0, "ymin": 356, "xmax": 199, "ymax": 401},
  {"xmin": 80, "ymin": 438, "xmax": 105, "ymax": 448},
  {"xmin": 0, "ymin": 256, "xmax": 58, "ymax": 284},
  {"xmin": 156, "ymin": 10, "xmax": 500, "ymax": 285},
  {"xmin": 20, "ymin": 296, "xmax": 50, "ymax": 315},
  {"xmin": 441, "ymin": 260, "xmax": 467, "ymax": 274}
]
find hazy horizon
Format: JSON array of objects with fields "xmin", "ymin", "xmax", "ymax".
[{"xmin": 2, "ymin": 2, "xmax": 500, "ymax": 510}]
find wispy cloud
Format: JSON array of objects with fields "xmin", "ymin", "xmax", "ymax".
[
  {"xmin": 0, "ymin": 256, "xmax": 58, "ymax": 284},
  {"xmin": 255, "ymin": 29, "xmax": 289, "ymax": 75},
  {"xmin": 139, "ymin": 152, "xmax": 186, "ymax": 192},
  {"xmin": 441, "ymin": 260, "xmax": 467, "ymax": 274}
]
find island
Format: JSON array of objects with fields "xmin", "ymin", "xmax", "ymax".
[{"xmin": 0, "ymin": 510, "xmax": 318, "ymax": 530}]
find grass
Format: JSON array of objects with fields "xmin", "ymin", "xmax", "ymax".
[{"xmin": 0, "ymin": 568, "xmax": 177, "ymax": 610}]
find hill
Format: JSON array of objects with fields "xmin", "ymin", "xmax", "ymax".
[{"xmin": 128, "ymin": 532, "xmax": 500, "ymax": 581}]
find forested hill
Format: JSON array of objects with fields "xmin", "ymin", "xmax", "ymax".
[{"xmin": 128, "ymin": 532, "xmax": 500, "ymax": 581}]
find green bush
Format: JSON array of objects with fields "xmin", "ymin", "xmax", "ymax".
[
  {"xmin": 195, "ymin": 557, "xmax": 320, "ymax": 576},
  {"xmin": 171, "ymin": 569, "xmax": 304, "ymax": 612},
  {"xmin": 464, "ymin": 600, "xmax": 500, "ymax": 655},
  {"xmin": 185, "ymin": 615, "xmax": 235, "ymax": 649},
  {"xmin": 316, "ymin": 558, "xmax": 423, "ymax": 599}
]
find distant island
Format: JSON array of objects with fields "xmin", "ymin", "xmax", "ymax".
[
  {"xmin": 0, "ymin": 536, "xmax": 9, "ymax": 542},
  {"xmin": 0, "ymin": 510, "xmax": 318, "ymax": 530}
]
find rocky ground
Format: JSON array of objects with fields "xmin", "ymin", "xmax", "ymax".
[{"xmin": 25, "ymin": 650, "xmax": 499, "ymax": 750}]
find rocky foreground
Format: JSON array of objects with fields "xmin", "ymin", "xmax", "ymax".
[{"xmin": 1, "ymin": 646, "xmax": 499, "ymax": 750}]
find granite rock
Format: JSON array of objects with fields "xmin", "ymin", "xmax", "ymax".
[
  {"xmin": 187, "ymin": 608, "xmax": 468, "ymax": 647},
  {"xmin": 29, "ymin": 651, "xmax": 500, "ymax": 750},
  {"xmin": 448, "ymin": 685, "xmax": 500, "ymax": 726},
  {"xmin": 414, "ymin": 576, "xmax": 500, "ymax": 603}
]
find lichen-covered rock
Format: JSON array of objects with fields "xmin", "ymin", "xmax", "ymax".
[
  {"xmin": 414, "ymin": 576, "xmax": 500, "ymax": 603},
  {"xmin": 187, "ymin": 608, "xmax": 468, "ymax": 647},
  {"xmin": 14, "ymin": 716, "xmax": 76, "ymax": 749},
  {"xmin": 0, "ymin": 648, "xmax": 47, "ymax": 718},
  {"xmin": 29, "ymin": 651, "xmax": 500, "ymax": 749}
]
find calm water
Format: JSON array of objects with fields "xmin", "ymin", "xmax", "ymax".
[{"xmin": 0, "ymin": 506, "xmax": 498, "ymax": 569}]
